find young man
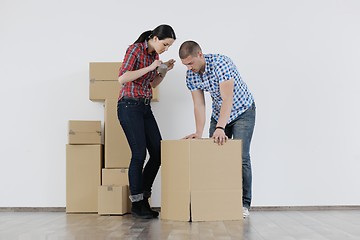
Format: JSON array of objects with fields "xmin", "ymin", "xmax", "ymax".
[{"xmin": 179, "ymin": 40, "xmax": 256, "ymax": 218}]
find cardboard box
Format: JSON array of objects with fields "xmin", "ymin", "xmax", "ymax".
[
  {"xmin": 98, "ymin": 185, "xmax": 131, "ymax": 215},
  {"xmin": 89, "ymin": 62, "xmax": 122, "ymax": 101},
  {"xmin": 102, "ymin": 168, "xmax": 129, "ymax": 186},
  {"xmin": 68, "ymin": 120, "xmax": 102, "ymax": 144},
  {"xmin": 104, "ymin": 99, "xmax": 131, "ymax": 168},
  {"xmin": 89, "ymin": 62, "xmax": 159, "ymax": 101},
  {"xmin": 66, "ymin": 145, "xmax": 103, "ymax": 213},
  {"xmin": 152, "ymin": 87, "xmax": 159, "ymax": 102},
  {"xmin": 161, "ymin": 139, "xmax": 243, "ymax": 222}
]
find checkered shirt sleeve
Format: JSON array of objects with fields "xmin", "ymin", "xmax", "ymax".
[{"xmin": 185, "ymin": 54, "xmax": 254, "ymax": 123}]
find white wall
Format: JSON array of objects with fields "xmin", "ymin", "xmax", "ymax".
[{"xmin": 1, "ymin": 0, "xmax": 359, "ymax": 208}]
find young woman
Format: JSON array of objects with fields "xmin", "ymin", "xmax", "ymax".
[{"xmin": 117, "ymin": 24, "xmax": 176, "ymax": 219}]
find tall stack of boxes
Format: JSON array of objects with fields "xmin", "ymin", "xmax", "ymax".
[
  {"xmin": 90, "ymin": 62, "xmax": 157, "ymax": 215},
  {"xmin": 67, "ymin": 62, "xmax": 159, "ymax": 215},
  {"xmin": 90, "ymin": 62, "xmax": 132, "ymax": 215}
]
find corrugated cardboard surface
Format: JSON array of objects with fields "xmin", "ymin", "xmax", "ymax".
[
  {"xmin": 90, "ymin": 62, "xmax": 122, "ymax": 81},
  {"xmin": 89, "ymin": 62, "xmax": 122, "ymax": 101},
  {"xmin": 68, "ymin": 120, "xmax": 101, "ymax": 144},
  {"xmin": 191, "ymin": 190, "xmax": 243, "ymax": 221},
  {"xmin": 102, "ymin": 168, "xmax": 129, "ymax": 186},
  {"xmin": 89, "ymin": 80, "xmax": 121, "ymax": 101},
  {"xmin": 161, "ymin": 139, "xmax": 243, "ymax": 221},
  {"xmin": 89, "ymin": 62, "xmax": 159, "ymax": 101},
  {"xmin": 98, "ymin": 185, "xmax": 130, "ymax": 215},
  {"xmin": 161, "ymin": 140, "xmax": 190, "ymax": 221},
  {"xmin": 104, "ymin": 99, "xmax": 131, "ymax": 168},
  {"xmin": 152, "ymin": 87, "xmax": 159, "ymax": 102},
  {"xmin": 189, "ymin": 140, "xmax": 242, "ymax": 191},
  {"xmin": 66, "ymin": 145, "xmax": 103, "ymax": 213}
]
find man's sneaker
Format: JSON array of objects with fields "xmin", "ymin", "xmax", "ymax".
[{"xmin": 243, "ymin": 207, "xmax": 250, "ymax": 218}]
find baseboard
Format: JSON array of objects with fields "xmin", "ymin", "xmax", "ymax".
[
  {"xmin": 1, "ymin": 205, "xmax": 359, "ymax": 212},
  {"xmin": 250, "ymin": 205, "xmax": 360, "ymax": 211},
  {"xmin": 155, "ymin": 206, "xmax": 360, "ymax": 212},
  {"xmin": 0, "ymin": 207, "xmax": 65, "ymax": 212}
]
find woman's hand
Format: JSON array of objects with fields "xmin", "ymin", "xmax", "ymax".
[
  {"xmin": 148, "ymin": 60, "xmax": 162, "ymax": 71},
  {"xmin": 183, "ymin": 133, "xmax": 201, "ymax": 139}
]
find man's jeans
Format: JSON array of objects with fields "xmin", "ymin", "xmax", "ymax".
[
  {"xmin": 117, "ymin": 99, "xmax": 161, "ymax": 202},
  {"xmin": 209, "ymin": 102, "xmax": 256, "ymax": 209}
]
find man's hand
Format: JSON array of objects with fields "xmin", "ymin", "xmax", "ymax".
[
  {"xmin": 212, "ymin": 129, "xmax": 228, "ymax": 145},
  {"xmin": 183, "ymin": 133, "xmax": 201, "ymax": 139},
  {"xmin": 164, "ymin": 59, "xmax": 176, "ymax": 71}
]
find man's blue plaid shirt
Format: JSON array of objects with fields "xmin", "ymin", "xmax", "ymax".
[{"xmin": 186, "ymin": 54, "xmax": 254, "ymax": 123}]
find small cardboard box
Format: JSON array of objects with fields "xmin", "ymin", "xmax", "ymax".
[
  {"xmin": 104, "ymin": 99, "xmax": 131, "ymax": 168},
  {"xmin": 102, "ymin": 168, "xmax": 129, "ymax": 186},
  {"xmin": 89, "ymin": 62, "xmax": 159, "ymax": 101},
  {"xmin": 161, "ymin": 139, "xmax": 243, "ymax": 222},
  {"xmin": 98, "ymin": 185, "xmax": 131, "ymax": 215},
  {"xmin": 68, "ymin": 120, "xmax": 102, "ymax": 144},
  {"xmin": 66, "ymin": 144, "xmax": 103, "ymax": 213}
]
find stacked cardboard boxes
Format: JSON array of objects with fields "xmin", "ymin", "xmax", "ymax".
[
  {"xmin": 98, "ymin": 168, "xmax": 130, "ymax": 215},
  {"xmin": 99, "ymin": 98, "xmax": 130, "ymax": 215},
  {"xmin": 89, "ymin": 62, "xmax": 133, "ymax": 215},
  {"xmin": 66, "ymin": 120, "xmax": 103, "ymax": 213},
  {"xmin": 66, "ymin": 62, "xmax": 160, "ymax": 214}
]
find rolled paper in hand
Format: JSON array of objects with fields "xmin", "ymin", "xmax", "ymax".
[{"xmin": 157, "ymin": 63, "xmax": 168, "ymax": 76}]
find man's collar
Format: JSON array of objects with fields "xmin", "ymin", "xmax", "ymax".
[{"xmin": 204, "ymin": 54, "xmax": 213, "ymax": 74}]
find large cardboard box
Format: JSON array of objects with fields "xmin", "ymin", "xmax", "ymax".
[
  {"xmin": 68, "ymin": 120, "xmax": 102, "ymax": 144},
  {"xmin": 102, "ymin": 168, "xmax": 129, "ymax": 186},
  {"xmin": 66, "ymin": 145, "xmax": 103, "ymax": 213},
  {"xmin": 89, "ymin": 62, "xmax": 159, "ymax": 101},
  {"xmin": 98, "ymin": 185, "xmax": 131, "ymax": 215},
  {"xmin": 104, "ymin": 99, "xmax": 131, "ymax": 168},
  {"xmin": 161, "ymin": 139, "xmax": 243, "ymax": 222},
  {"xmin": 89, "ymin": 62, "xmax": 122, "ymax": 101}
]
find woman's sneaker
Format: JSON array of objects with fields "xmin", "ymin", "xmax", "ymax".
[
  {"xmin": 143, "ymin": 198, "xmax": 159, "ymax": 218},
  {"xmin": 131, "ymin": 200, "xmax": 153, "ymax": 219}
]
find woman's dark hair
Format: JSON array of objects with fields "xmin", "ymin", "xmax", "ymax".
[{"xmin": 134, "ymin": 24, "xmax": 176, "ymax": 43}]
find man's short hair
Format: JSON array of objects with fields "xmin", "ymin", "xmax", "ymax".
[{"xmin": 179, "ymin": 40, "xmax": 202, "ymax": 59}]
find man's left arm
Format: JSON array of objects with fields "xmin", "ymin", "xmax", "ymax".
[{"xmin": 212, "ymin": 79, "xmax": 234, "ymax": 144}]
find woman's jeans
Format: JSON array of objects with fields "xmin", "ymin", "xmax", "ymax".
[
  {"xmin": 209, "ymin": 102, "xmax": 256, "ymax": 209},
  {"xmin": 117, "ymin": 99, "xmax": 161, "ymax": 202}
]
